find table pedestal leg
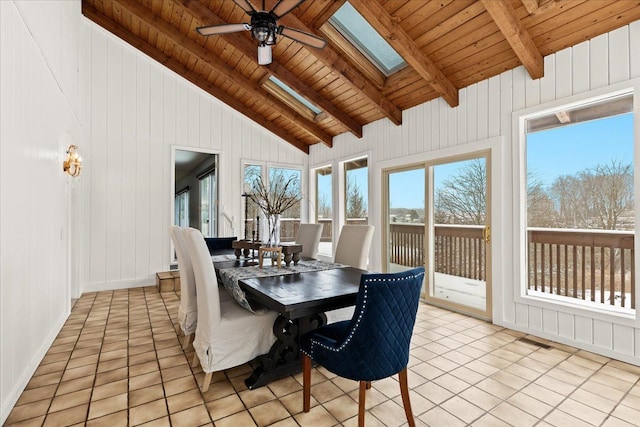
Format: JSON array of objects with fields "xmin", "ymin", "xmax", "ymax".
[
  {"xmin": 244, "ymin": 312, "xmax": 327, "ymax": 389},
  {"xmin": 283, "ymin": 253, "xmax": 293, "ymax": 267}
]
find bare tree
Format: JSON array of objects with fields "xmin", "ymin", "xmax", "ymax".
[
  {"xmin": 317, "ymin": 193, "xmax": 332, "ymax": 218},
  {"xmin": 549, "ymin": 160, "xmax": 633, "ymax": 230},
  {"xmin": 528, "ymin": 172, "xmax": 556, "ymax": 227},
  {"xmin": 434, "ymin": 159, "xmax": 486, "ymax": 225}
]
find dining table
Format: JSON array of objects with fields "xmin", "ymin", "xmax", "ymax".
[{"xmin": 212, "ymin": 255, "xmax": 363, "ymax": 389}]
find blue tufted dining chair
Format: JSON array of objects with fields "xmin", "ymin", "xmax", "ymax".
[{"xmin": 300, "ymin": 267, "xmax": 425, "ymax": 427}]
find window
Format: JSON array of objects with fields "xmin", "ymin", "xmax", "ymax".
[
  {"xmin": 270, "ymin": 167, "xmax": 302, "ymax": 242},
  {"xmin": 265, "ymin": 76, "xmax": 322, "ymax": 118},
  {"xmin": 243, "ymin": 164, "xmax": 302, "ymax": 243},
  {"xmin": 199, "ymin": 169, "xmax": 217, "ymax": 237},
  {"xmin": 315, "ymin": 166, "xmax": 333, "ymax": 256},
  {"xmin": 329, "ymin": 2, "xmax": 406, "ymax": 75},
  {"xmin": 523, "ymin": 91, "xmax": 635, "ymax": 314},
  {"xmin": 174, "ymin": 188, "xmax": 189, "ymax": 227},
  {"xmin": 344, "ymin": 158, "xmax": 368, "ymax": 224},
  {"xmin": 244, "ymin": 164, "xmax": 262, "ymax": 241}
]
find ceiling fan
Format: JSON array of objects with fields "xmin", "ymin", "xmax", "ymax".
[{"xmin": 196, "ymin": 0, "xmax": 327, "ymax": 65}]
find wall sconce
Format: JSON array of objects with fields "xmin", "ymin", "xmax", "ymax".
[{"xmin": 63, "ymin": 145, "xmax": 82, "ymax": 177}]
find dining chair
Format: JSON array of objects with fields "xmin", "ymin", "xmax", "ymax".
[
  {"xmin": 327, "ymin": 224, "xmax": 374, "ymax": 323},
  {"xmin": 295, "ymin": 223, "xmax": 323, "ymax": 259},
  {"xmin": 333, "ymin": 225, "xmax": 374, "ymax": 269},
  {"xmin": 169, "ymin": 226, "xmax": 197, "ymax": 350},
  {"xmin": 183, "ymin": 227, "xmax": 278, "ymax": 392},
  {"xmin": 301, "ymin": 267, "xmax": 425, "ymax": 427}
]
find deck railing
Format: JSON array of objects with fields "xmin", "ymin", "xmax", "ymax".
[
  {"xmin": 318, "ymin": 218, "xmax": 333, "ymax": 241},
  {"xmin": 528, "ymin": 228, "xmax": 635, "ymax": 309},
  {"xmin": 245, "ymin": 219, "xmax": 635, "ymax": 309},
  {"xmin": 389, "ymin": 223, "xmax": 426, "ymax": 269},
  {"xmin": 389, "ymin": 223, "xmax": 485, "ymax": 281},
  {"xmin": 434, "ymin": 225, "xmax": 486, "ymax": 281},
  {"xmin": 388, "ymin": 223, "xmax": 635, "ymax": 310}
]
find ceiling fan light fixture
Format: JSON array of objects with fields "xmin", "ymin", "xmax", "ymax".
[
  {"xmin": 251, "ymin": 13, "xmax": 277, "ymax": 45},
  {"xmin": 195, "ymin": 0, "xmax": 325, "ymax": 67},
  {"xmin": 258, "ymin": 45, "xmax": 272, "ymax": 65}
]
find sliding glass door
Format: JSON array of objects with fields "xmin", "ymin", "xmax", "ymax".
[
  {"xmin": 385, "ymin": 166, "xmax": 426, "ymax": 273},
  {"xmin": 384, "ymin": 153, "xmax": 492, "ymax": 320}
]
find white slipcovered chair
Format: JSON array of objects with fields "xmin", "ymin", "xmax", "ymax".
[
  {"xmin": 169, "ymin": 226, "xmax": 197, "ymax": 350},
  {"xmin": 183, "ymin": 227, "xmax": 278, "ymax": 392},
  {"xmin": 328, "ymin": 224, "xmax": 375, "ymax": 323},
  {"xmin": 295, "ymin": 223, "xmax": 323, "ymax": 259},
  {"xmin": 334, "ymin": 224, "xmax": 374, "ymax": 269}
]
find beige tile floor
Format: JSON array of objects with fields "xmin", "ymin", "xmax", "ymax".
[{"xmin": 5, "ymin": 286, "xmax": 640, "ymax": 427}]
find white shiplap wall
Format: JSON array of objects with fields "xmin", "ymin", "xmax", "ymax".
[
  {"xmin": 80, "ymin": 21, "xmax": 308, "ymax": 292},
  {"xmin": 0, "ymin": 1, "xmax": 82, "ymax": 422},
  {"xmin": 310, "ymin": 22, "xmax": 640, "ymax": 365}
]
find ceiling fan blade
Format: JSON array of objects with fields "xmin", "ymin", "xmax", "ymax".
[
  {"xmin": 278, "ymin": 26, "xmax": 326, "ymax": 49},
  {"xmin": 271, "ymin": 0, "xmax": 305, "ymax": 19},
  {"xmin": 196, "ymin": 23, "xmax": 251, "ymax": 36},
  {"xmin": 233, "ymin": 0, "xmax": 257, "ymax": 15}
]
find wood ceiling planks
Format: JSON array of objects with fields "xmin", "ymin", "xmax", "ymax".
[{"xmin": 82, "ymin": 0, "xmax": 640, "ymax": 152}]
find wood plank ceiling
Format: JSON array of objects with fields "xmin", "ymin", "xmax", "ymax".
[{"xmin": 82, "ymin": 0, "xmax": 640, "ymax": 153}]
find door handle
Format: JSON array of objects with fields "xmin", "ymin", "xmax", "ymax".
[{"xmin": 483, "ymin": 225, "xmax": 491, "ymax": 243}]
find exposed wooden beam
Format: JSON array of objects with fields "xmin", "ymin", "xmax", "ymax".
[
  {"xmin": 279, "ymin": 12, "xmax": 403, "ymax": 125},
  {"xmin": 348, "ymin": 0, "xmax": 459, "ymax": 108},
  {"xmin": 82, "ymin": 2, "xmax": 310, "ymax": 153},
  {"xmin": 113, "ymin": 0, "xmax": 333, "ymax": 147},
  {"xmin": 520, "ymin": 0, "xmax": 539, "ymax": 14},
  {"xmin": 180, "ymin": 0, "xmax": 363, "ymax": 138},
  {"xmin": 307, "ymin": 0, "xmax": 346, "ymax": 30},
  {"xmin": 481, "ymin": 0, "xmax": 544, "ymax": 79},
  {"xmin": 521, "ymin": 0, "xmax": 556, "ymax": 15},
  {"xmin": 319, "ymin": 22, "xmax": 386, "ymax": 89}
]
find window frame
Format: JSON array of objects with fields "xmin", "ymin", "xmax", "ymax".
[
  {"xmin": 512, "ymin": 82, "xmax": 640, "ymax": 325},
  {"xmin": 242, "ymin": 160, "xmax": 305, "ymax": 242},
  {"xmin": 312, "ymin": 164, "xmax": 333, "ymax": 258},
  {"xmin": 343, "ymin": 156, "xmax": 369, "ymax": 224},
  {"xmin": 328, "ymin": 1, "xmax": 406, "ymax": 76},
  {"xmin": 175, "ymin": 187, "xmax": 190, "ymax": 228},
  {"xmin": 311, "ymin": 152, "xmax": 371, "ymax": 260},
  {"xmin": 198, "ymin": 168, "xmax": 217, "ymax": 238}
]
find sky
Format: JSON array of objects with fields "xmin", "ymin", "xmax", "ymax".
[
  {"xmin": 317, "ymin": 167, "xmax": 368, "ymax": 214},
  {"xmin": 317, "ymin": 112, "xmax": 634, "ymax": 211},
  {"xmin": 527, "ymin": 113, "xmax": 634, "ymax": 188}
]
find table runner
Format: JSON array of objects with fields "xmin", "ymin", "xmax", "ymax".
[
  {"xmin": 217, "ymin": 259, "xmax": 344, "ymax": 313},
  {"xmin": 211, "ymin": 254, "xmax": 242, "ymax": 262}
]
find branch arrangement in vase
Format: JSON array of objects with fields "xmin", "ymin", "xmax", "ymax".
[{"xmin": 248, "ymin": 173, "xmax": 302, "ymax": 216}]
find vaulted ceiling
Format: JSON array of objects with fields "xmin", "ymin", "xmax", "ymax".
[{"xmin": 82, "ymin": 0, "xmax": 640, "ymax": 153}]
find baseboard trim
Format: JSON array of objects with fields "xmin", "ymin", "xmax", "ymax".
[
  {"xmin": 496, "ymin": 319, "xmax": 640, "ymax": 367},
  {"xmin": 1, "ymin": 307, "xmax": 69, "ymax": 425},
  {"xmin": 83, "ymin": 277, "xmax": 154, "ymax": 293}
]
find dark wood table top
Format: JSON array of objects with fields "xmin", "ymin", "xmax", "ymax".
[{"xmin": 239, "ymin": 267, "xmax": 364, "ymax": 320}]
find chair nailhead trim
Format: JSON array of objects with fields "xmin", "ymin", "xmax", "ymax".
[{"xmin": 303, "ymin": 271, "xmax": 424, "ymax": 358}]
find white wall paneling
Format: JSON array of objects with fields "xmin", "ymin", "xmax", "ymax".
[
  {"xmin": 310, "ymin": 21, "xmax": 640, "ymax": 365},
  {"xmin": 593, "ymin": 320, "xmax": 614, "ymax": 349},
  {"xmin": 613, "ymin": 324, "xmax": 635, "ymax": 355},
  {"xmin": 558, "ymin": 312, "xmax": 575, "ymax": 340},
  {"xmin": 575, "ymin": 315, "xmax": 593, "ymax": 345},
  {"xmin": 3, "ymin": 2, "xmax": 640, "ymax": 422},
  {"xmin": 0, "ymin": 1, "xmax": 82, "ymax": 423},
  {"xmin": 542, "ymin": 308, "xmax": 558, "ymax": 335},
  {"xmin": 81, "ymin": 21, "xmax": 307, "ymax": 292}
]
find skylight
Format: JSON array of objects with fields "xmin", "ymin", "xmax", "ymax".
[
  {"xmin": 268, "ymin": 76, "xmax": 322, "ymax": 115},
  {"xmin": 329, "ymin": 2, "xmax": 406, "ymax": 75}
]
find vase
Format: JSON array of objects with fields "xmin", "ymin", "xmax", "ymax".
[{"xmin": 266, "ymin": 214, "xmax": 281, "ymax": 247}]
